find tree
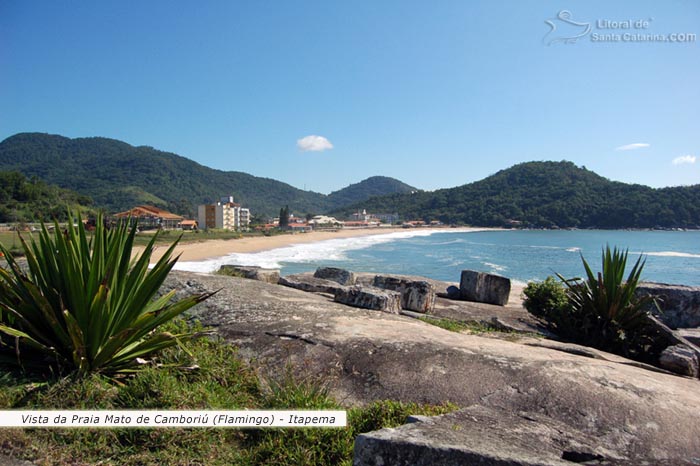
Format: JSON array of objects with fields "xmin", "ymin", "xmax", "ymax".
[{"xmin": 279, "ymin": 205, "xmax": 290, "ymax": 228}]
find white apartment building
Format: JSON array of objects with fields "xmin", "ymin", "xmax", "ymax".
[{"xmin": 197, "ymin": 196, "xmax": 251, "ymax": 231}]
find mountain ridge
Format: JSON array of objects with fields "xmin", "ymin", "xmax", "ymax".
[
  {"xmin": 331, "ymin": 161, "xmax": 700, "ymax": 228},
  {"xmin": 2, "ymin": 133, "xmax": 699, "ymax": 228},
  {"xmin": 0, "ymin": 133, "xmax": 417, "ymax": 218}
]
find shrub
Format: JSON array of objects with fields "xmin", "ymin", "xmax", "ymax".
[
  {"xmin": 555, "ymin": 246, "xmax": 664, "ymax": 361},
  {"xmin": 0, "ymin": 214, "xmax": 212, "ymax": 377},
  {"xmin": 522, "ymin": 276, "xmax": 570, "ymax": 321},
  {"xmin": 523, "ymin": 246, "xmax": 664, "ymax": 362}
]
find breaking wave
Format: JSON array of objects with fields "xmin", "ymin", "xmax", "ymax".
[{"xmin": 173, "ymin": 228, "xmax": 491, "ymax": 273}]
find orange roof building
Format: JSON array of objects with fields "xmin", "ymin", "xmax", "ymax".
[{"xmin": 114, "ymin": 205, "xmax": 184, "ymax": 230}]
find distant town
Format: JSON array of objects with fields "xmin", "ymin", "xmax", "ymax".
[{"xmin": 111, "ymin": 197, "xmax": 437, "ymax": 233}]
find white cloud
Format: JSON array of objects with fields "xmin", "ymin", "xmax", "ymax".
[
  {"xmin": 672, "ymin": 155, "xmax": 696, "ymax": 165},
  {"xmin": 297, "ymin": 135, "xmax": 333, "ymax": 152},
  {"xmin": 615, "ymin": 143, "xmax": 650, "ymax": 151}
]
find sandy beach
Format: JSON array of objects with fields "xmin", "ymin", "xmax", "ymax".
[{"xmin": 141, "ymin": 227, "xmax": 415, "ymax": 263}]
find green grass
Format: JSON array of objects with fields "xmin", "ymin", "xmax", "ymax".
[
  {"xmin": 0, "ymin": 231, "xmax": 23, "ymax": 256},
  {"xmin": 0, "ymin": 320, "xmax": 458, "ymax": 466},
  {"xmin": 418, "ymin": 316, "xmax": 503, "ymax": 334},
  {"xmin": 1, "ymin": 228, "xmax": 287, "ymax": 251}
]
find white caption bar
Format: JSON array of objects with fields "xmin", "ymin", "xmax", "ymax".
[{"xmin": 0, "ymin": 410, "xmax": 346, "ymax": 428}]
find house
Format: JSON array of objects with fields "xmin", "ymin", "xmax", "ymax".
[
  {"xmin": 113, "ymin": 205, "xmax": 184, "ymax": 230},
  {"xmin": 197, "ymin": 196, "xmax": 251, "ymax": 231},
  {"xmin": 308, "ymin": 215, "xmax": 344, "ymax": 227}
]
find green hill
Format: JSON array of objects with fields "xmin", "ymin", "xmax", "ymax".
[
  {"xmin": 327, "ymin": 176, "xmax": 417, "ymax": 210},
  {"xmin": 332, "ymin": 161, "xmax": 700, "ymax": 229},
  {"xmin": 0, "ymin": 171, "xmax": 92, "ymax": 223},
  {"xmin": 0, "ymin": 133, "xmax": 415, "ymax": 218}
]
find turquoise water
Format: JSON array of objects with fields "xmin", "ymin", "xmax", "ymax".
[{"xmin": 175, "ymin": 229, "xmax": 700, "ymax": 286}]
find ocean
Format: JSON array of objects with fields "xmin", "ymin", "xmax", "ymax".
[{"xmin": 174, "ymin": 229, "xmax": 700, "ymax": 287}]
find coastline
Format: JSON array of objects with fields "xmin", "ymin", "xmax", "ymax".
[{"xmin": 144, "ymin": 226, "xmax": 488, "ymax": 264}]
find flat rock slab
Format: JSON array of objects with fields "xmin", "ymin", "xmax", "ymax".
[
  {"xmin": 354, "ymin": 404, "xmax": 626, "ymax": 466},
  {"xmin": 459, "ymin": 270, "xmax": 511, "ymax": 306},
  {"xmin": 278, "ymin": 272, "xmax": 347, "ymax": 294},
  {"xmin": 162, "ymin": 271, "xmax": 700, "ymax": 463},
  {"xmin": 335, "ymin": 286, "xmax": 402, "ymax": 314},
  {"xmin": 218, "ymin": 265, "xmax": 280, "ymax": 284}
]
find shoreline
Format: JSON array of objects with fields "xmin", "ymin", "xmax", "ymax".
[{"xmin": 144, "ymin": 226, "xmax": 492, "ymax": 264}]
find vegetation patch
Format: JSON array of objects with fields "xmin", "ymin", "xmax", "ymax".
[
  {"xmin": 419, "ymin": 316, "xmax": 501, "ymax": 334},
  {"xmin": 0, "ymin": 322, "xmax": 458, "ymax": 466},
  {"xmin": 523, "ymin": 246, "xmax": 666, "ymax": 364},
  {"xmin": 0, "ymin": 214, "xmax": 211, "ymax": 377},
  {"xmin": 0, "ymin": 171, "xmax": 93, "ymax": 223}
]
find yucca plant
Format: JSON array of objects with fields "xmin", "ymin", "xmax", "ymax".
[
  {"xmin": 555, "ymin": 245, "xmax": 662, "ymax": 360},
  {"xmin": 0, "ymin": 214, "xmax": 213, "ymax": 377}
]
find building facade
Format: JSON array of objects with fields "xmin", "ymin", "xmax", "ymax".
[{"xmin": 197, "ymin": 196, "xmax": 251, "ymax": 231}]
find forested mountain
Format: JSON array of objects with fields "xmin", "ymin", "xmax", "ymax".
[
  {"xmin": 327, "ymin": 176, "xmax": 417, "ymax": 209},
  {"xmin": 332, "ymin": 161, "xmax": 700, "ymax": 229},
  {"xmin": 0, "ymin": 171, "xmax": 92, "ymax": 222},
  {"xmin": 3, "ymin": 134, "xmax": 698, "ymax": 228},
  {"xmin": 0, "ymin": 133, "xmax": 414, "ymax": 217}
]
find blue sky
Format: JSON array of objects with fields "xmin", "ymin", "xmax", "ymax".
[{"xmin": 1, "ymin": 1, "xmax": 698, "ymax": 193}]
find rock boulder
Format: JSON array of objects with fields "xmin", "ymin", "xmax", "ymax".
[
  {"xmin": 334, "ymin": 286, "xmax": 401, "ymax": 314},
  {"xmin": 372, "ymin": 275, "xmax": 436, "ymax": 313},
  {"xmin": 314, "ymin": 267, "xmax": 357, "ymax": 285},
  {"xmin": 278, "ymin": 272, "xmax": 347, "ymax": 294},
  {"xmin": 217, "ymin": 265, "xmax": 280, "ymax": 284},
  {"xmin": 635, "ymin": 282, "xmax": 700, "ymax": 329},
  {"xmin": 659, "ymin": 344, "xmax": 700, "ymax": 378},
  {"xmin": 459, "ymin": 270, "xmax": 511, "ymax": 306}
]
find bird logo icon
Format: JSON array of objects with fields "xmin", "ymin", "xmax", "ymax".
[{"xmin": 544, "ymin": 10, "xmax": 591, "ymax": 45}]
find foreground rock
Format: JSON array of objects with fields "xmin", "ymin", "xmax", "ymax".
[
  {"xmin": 334, "ymin": 286, "xmax": 402, "ymax": 314},
  {"xmin": 459, "ymin": 270, "xmax": 511, "ymax": 306},
  {"xmin": 217, "ymin": 265, "xmax": 280, "ymax": 284},
  {"xmin": 372, "ymin": 275, "xmax": 436, "ymax": 313},
  {"xmin": 355, "ymin": 404, "xmax": 627, "ymax": 466},
  {"xmin": 163, "ymin": 271, "xmax": 700, "ymax": 464}
]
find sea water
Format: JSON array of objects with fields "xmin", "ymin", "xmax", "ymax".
[{"xmin": 174, "ymin": 229, "xmax": 700, "ymax": 286}]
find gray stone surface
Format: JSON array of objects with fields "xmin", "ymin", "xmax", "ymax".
[
  {"xmin": 372, "ymin": 275, "xmax": 436, "ymax": 313},
  {"xmin": 334, "ymin": 286, "xmax": 401, "ymax": 313},
  {"xmin": 314, "ymin": 266, "xmax": 356, "ymax": 285},
  {"xmin": 635, "ymin": 282, "xmax": 700, "ymax": 329},
  {"xmin": 0, "ymin": 455, "xmax": 35, "ymax": 466},
  {"xmin": 161, "ymin": 271, "xmax": 700, "ymax": 464},
  {"xmin": 659, "ymin": 344, "xmax": 700, "ymax": 378},
  {"xmin": 217, "ymin": 265, "xmax": 280, "ymax": 284},
  {"xmin": 354, "ymin": 404, "xmax": 622, "ymax": 466},
  {"xmin": 459, "ymin": 270, "xmax": 511, "ymax": 306},
  {"xmin": 278, "ymin": 272, "xmax": 347, "ymax": 294},
  {"xmin": 678, "ymin": 328, "xmax": 700, "ymax": 346}
]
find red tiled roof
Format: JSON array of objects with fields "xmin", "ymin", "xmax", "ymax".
[{"xmin": 114, "ymin": 205, "xmax": 184, "ymax": 220}]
